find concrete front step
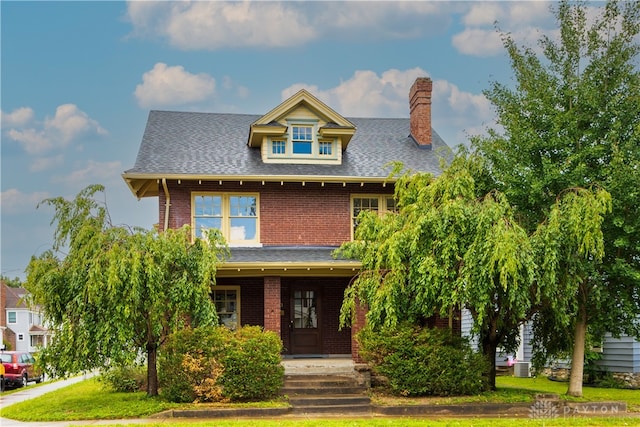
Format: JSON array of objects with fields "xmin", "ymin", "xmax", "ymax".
[
  {"xmin": 283, "ymin": 373, "xmax": 372, "ymax": 416},
  {"xmin": 283, "ymin": 386, "xmax": 367, "ymax": 395},
  {"xmin": 283, "ymin": 374, "xmax": 368, "ymax": 396}
]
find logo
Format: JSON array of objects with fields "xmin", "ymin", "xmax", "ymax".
[{"xmin": 529, "ymin": 399, "xmax": 559, "ymax": 419}]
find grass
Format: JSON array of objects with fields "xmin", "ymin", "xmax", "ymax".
[
  {"xmin": 372, "ymin": 376, "xmax": 640, "ymax": 412},
  {"xmin": 1, "ymin": 375, "xmax": 639, "ymax": 425}
]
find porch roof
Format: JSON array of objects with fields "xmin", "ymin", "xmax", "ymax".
[{"xmin": 216, "ymin": 246, "xmax": 361, "ymax": 278}]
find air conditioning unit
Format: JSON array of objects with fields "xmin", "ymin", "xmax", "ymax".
[{"xmin": 514, "ymin": 362, "xmax": 532, "ymax": 378}]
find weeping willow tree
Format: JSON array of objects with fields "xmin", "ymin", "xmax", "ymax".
[
  {"xmin": 26, "ymin": 185, "xmax": 228, "ymax": 396},
  {"xmin": 338, "ymin": 156, "xmax": 537, "ymax": 390},
  {"xmin": 338, "ymin": 154, "xmax": 610, "ymax": 391}
]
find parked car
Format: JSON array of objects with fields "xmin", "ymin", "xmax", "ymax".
[
  {"xmin": 0, "ymin": 360, "xmax": 4, "ymax": 391},
  {"xmin": 0, "ymin": 351, "xmax": 43, "ymax": 388}
]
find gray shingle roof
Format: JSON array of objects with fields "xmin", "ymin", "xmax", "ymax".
[
  {"xmin": 125, "ymin": 111, "xmax": 450, "ymax": 179},
  {"xmin": 226, "ymin": 246, "xmax": 352, "ymax": 264}
]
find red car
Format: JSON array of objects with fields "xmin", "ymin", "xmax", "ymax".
[{"xmin": 0, "ymin": 351, "xmax": 43, "ymax": 388}]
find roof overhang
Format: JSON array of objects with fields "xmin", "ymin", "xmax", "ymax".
[
  {"xmin": 215, "ymin": 260, "xmax": 362, "ymax": 278},
  {"xmin": 122, "ymin": 173, "xmax": 395, "ymax": 199}
]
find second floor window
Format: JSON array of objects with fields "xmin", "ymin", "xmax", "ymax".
[
  {"xmin": 351, "ymin": 195, "xmax": 397, "ymax": 239},
  {"xmin": 292, "ymin": 125, "xmax": 313, "ymax": 154},
  {"xmin": 194, "ymin": 193, "xmax": 259, "ymax": 245},
  {"xmin": 272, "ymin": 140, "xmax": 286, "ymax": 155},
  {"xmin": 319, "ymin": 141, "xmax": 332, "ymax": 156},
  {"xmin": 8, "ymin": 311, "xmax": 16, "ymax": 324}
]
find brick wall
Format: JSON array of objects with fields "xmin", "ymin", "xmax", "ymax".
[
  {"xmin": 263, "ymin": 277, "xmax": 281, "ymax": 335},
  {"xmin": 219, "ymin": 277, "xmax": 352, "ymax": 355},
  {"xmin": 216, "ymin": 278, "xmax": 264, "ymax": 327},
  {"xmin": 158, "ymin": 180, "xmax": 392, "ymax": 246}
]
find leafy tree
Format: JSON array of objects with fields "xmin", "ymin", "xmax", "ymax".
[
  {"xmin": 338, "ymin": 157, "xmax": 538, "ymax": 390},
  {"xmin": 25, "ymin": 185, "xmax": 227, "ymax": 396},
  {"xmin": 473, "ymin": 0, "xmax": 640, "ymax": 396},
  {"xmin": 338, "ymin": 156, "xmax": 611, "ymax": 391},
  {"xmin": 1, "ymin": 275, "xmax": 23, "ymax": 288}
]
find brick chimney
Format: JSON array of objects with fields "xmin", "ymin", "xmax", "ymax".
[{"xmin": 409, "ymin": 77, "xmax": 432, "ymax": 148}]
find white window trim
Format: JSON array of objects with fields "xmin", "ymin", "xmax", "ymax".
[
  {"xmin": 263, "ymin": 119, "xmax": 340, "ymax": 164},
  {"xmin": 350, "ymin": 194, "xmax": 397, "ymax": 240},
  {"xmin": 7, "ymin": 311, "xmax": 17, "ymax": 324},
  {"xmin": 192, "ymin": 192, "xmax": 261, "ymax": 247}
]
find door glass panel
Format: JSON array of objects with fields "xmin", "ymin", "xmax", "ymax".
[{"xmin": 293, "ymin": 290, "xmax": 317, "ymax": 329}]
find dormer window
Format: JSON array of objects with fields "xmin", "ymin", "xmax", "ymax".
[
  {"xmin": 292, "ymin": 125, "xmax": 313, "ymax": 154},
  {"xmin": 247, "ymin": 89, "xmax": 355, "ymax": 165},
  {"xmin": 319, "ymin": 140, "xmax": 333, "ymax": 156},
  {"xmin": 272, "ymin": 140, "xmax": 286, "ymax": 155}
]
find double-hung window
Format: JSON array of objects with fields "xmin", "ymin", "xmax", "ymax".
[
  {"xmin": 292, "ymin": 125, "xmax": 313, "ymax": 154},
  {"xmin": 351, "ymin": 195, "xmax": 397, "ymax": 239},
  {"xmin": 8, "ymin": 311, "xmax": 16, "ymax": 324},
  {"xmin": 193, "ymin": 193, "xmax": 259, "ymax": 245}
]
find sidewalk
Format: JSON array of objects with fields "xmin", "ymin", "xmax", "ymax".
[{"xmin": 0, "ymin": 372, "xmax": 133, "ymax": 427}]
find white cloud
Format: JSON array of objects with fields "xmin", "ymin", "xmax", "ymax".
[
  {"xmin": 134, "ymin": 63, "xmax": 216, "ymax": 108},
  {"xmin": 1, "ymin": 107, "xmax": 34, "ymax": 127},
  {"xmin": 454, "ymin": 1, "xmax": 555, "ymax": 57},
  {"xmin": 452, "ymin": 28, "xmax": 504, "ymax": 57},
  {"xmin": 7, "ymin": 128, "xmax": 51, "ymax": 154},
  {"xmin": 282, "ymin": 68, "xmax": 429, "ymax": 118},
  {"xmin": 3, "ymin": 104, "xmax": 107, "ymax": 155},
  {"xmin": 127, "ymin": 1, "xmax": 315, "ymax": 50},
  {"xmin": 282, "ymin": 68, "xmax": 496, "ymax": 147},
  {"xmin": 0, "ymin": 188, "xmax": 50, "ymax": 215},
  {"xmin": 125, "ymin": 1, "xmax": 454, "ymax": 50},
  {"xmin": 45, "ymin": 104, "xmax": 108, "ymax": 145}
]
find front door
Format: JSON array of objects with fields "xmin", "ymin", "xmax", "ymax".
[{"xmin": 290, "ymin": 286, "xmax": 322, "ymax": 354}]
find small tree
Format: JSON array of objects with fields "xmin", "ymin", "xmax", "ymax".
[{"xmin": 26, "ymin": 185, "xmax": 227, "ymax": 396}]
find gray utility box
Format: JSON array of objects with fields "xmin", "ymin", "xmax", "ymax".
[{"xmin": 514, "ymin": 362, "xmax": 532, "ymax": 378}]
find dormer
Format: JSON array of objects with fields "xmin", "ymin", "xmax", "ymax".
[{"xmin": 247, "ymin": 89, "xmax": 356, "ymax": 165}]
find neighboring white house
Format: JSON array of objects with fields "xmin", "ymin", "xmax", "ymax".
[{"xmin": 1, "ymin": 283, "xmax": 51, "ymax": 352}]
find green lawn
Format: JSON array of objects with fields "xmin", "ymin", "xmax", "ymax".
[
  {"xmin": 373, "ymin": 376, "xmax": 640, "ymax": 412},
  {"xmin": 1, "ymin": 375, "xmax": 639, "ymax": 425}
]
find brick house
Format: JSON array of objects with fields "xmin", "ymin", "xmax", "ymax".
[{"xmin": 123, "ymin": 77, "xmax": 452, "ymax": 361}]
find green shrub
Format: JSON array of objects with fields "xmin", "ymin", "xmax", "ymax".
[
  {"xmin": 218, "ymin": 325, "xmax": 284, "ymax": 401},
  {"xmin": 159, "ymin": 325, "xmax": 284, "ymax": 403},
  {"xmin": 99, "ymin": 365, "xmax": 147, "ymax": 393},
  {"xmin": 358, "ymin": 323, "xmax": 488, "ymax": 396}
]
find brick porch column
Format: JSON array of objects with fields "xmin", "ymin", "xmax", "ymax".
[
  {"xmin": 351, "ymin": 298, "xmax": 367, "ymax": 363},
  {"xmin": 264, "ymin": 276, "xmax": 281, "ymax": 335}
]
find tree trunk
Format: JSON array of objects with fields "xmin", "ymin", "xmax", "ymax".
[
  {"xmin": 481, "ymin": 323, "xmax": 499, "ymax": 390},
  {"xmin": 567, "ymin": 300, "xmax": 587, "ymax": 397},
  {"xmin": 147, "ymin": 342, "xmax": 159, "ymax": 397}
]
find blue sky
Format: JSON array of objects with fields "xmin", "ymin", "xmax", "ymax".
[{"xmin": 1, "ymin": 1, "xmax": 564, "ymax": 280}]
